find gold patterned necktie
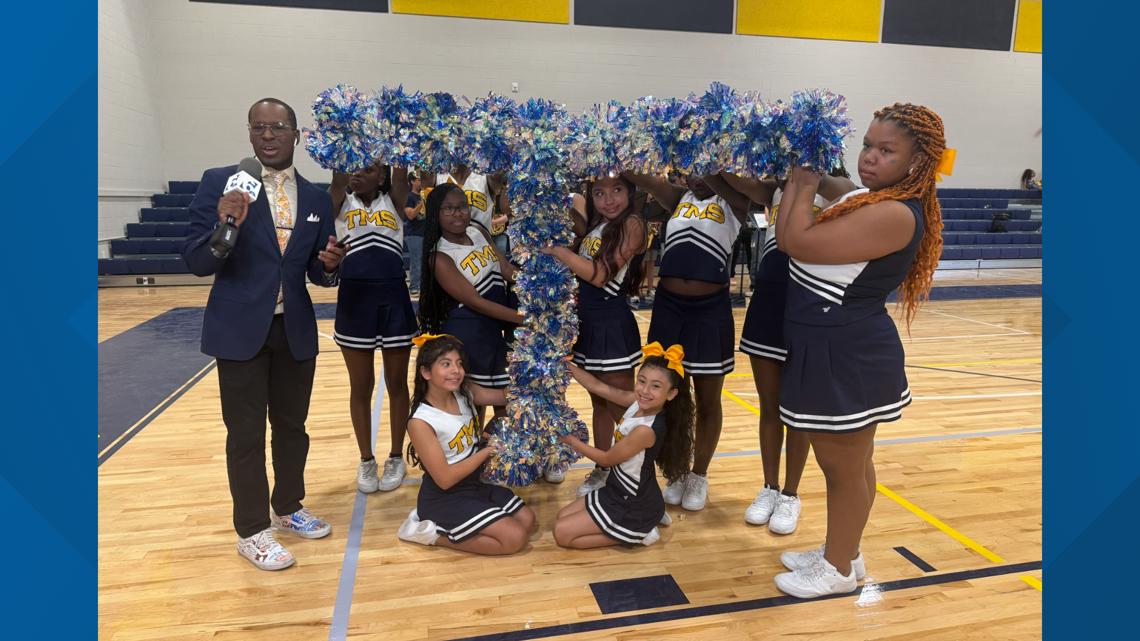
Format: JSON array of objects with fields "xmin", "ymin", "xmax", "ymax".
[{"xmin": 272, "ymin": 172, "xmax": 292, "ymax": 254}]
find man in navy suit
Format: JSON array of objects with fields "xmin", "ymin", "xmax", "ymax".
[{"xmin": 182, "ymin": 98, "xmax": 345, "ymax": 571}]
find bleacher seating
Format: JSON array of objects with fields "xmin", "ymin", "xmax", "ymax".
[{"xmin": 98, "ymin": 184, "xmax": 1043, "ymax": 278}]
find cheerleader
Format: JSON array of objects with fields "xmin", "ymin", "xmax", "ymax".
[
  {"xmin": 625, "ymin": 172, "xmax": 751, "ymax": 511},
  {"xmin": 421, "ymin": 163, "xmax": 503, "ymax": 236},
  {"xmin": 772, "ymin": 103, "xmax": 949, "ymax": 598},
  {"xmin": 722, "ymin": 169, "xmax": 855, "ymax": 533},
  {"xmin": 418, "ymin": 183, "xmax": 522, "ymax": 419},
  {"xmin": 396, "ymin": 334, "xmax": 536, "ymax": 555},
  {"xmin": 329, "ymin": 163, "xmax": 415, "ymax": 493},
  {"xmin": 541, "ymin": 175, "xmax": 647, "ymax": 495},
  {"xmin": 553, "ymin": 343, "xmax": 695, "ymax": 548}
]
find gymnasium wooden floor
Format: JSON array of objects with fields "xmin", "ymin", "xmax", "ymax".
[{"xmin": 98, "ymin": 270, "xmax": 1042, "ymax": 641}]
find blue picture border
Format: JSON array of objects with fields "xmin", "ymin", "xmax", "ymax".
[
  {"xmin": 1044, "ymin": 1, "xmax": 1136, "ymax": 638},
  {"xmin": 2, "ymin": 1, "xmax": 96, "ymax": 638},
  {"xmin": 8, "ymin": 0, "xmax": 1120, "ymax": 637}
]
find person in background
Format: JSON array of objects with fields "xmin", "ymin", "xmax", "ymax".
[{"xmin": 404, "ymin": 172, "xmax": 426, "ymax": 295}]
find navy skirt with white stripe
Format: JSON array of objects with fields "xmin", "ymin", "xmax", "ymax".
[
  {"xmin": 740, "ymin": 242, "xmax": 789, "ymax": 362},
  {"xmin": 334, "ymin": 278, "xmax": 418, "ymax": 350},
  {"xmin": 418, "ymin": 464, "xmax": 525, "ymax": 543},
  {"xmin": 573, "ymin": 289, "xmax": 643, "ymax": 373},
  {"xmin": 585, "ymin": 475, "xmax": 664, "ymax": 546},
  {"xmin": 442, "ymin": 307, "xmax": 511, "ymax": 388},
  {"xmin": 779, "ymin": 312, "xmax": 911, "ymax": 433},
  {"xmin": 647, "ymin": 286, "xmax": 735, "ymax": 376}
]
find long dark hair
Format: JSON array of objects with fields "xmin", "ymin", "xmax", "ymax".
[
  {"xmin": 418, "ymin": 182, "xmax": 465, "ymax": 333},
  {"xmin": 583, "ymin": 176, "xmax": 647, "ymax": 295},
  {"xmin": 639, "ymin": 357, "xmax": 695, "ymax": 484},
  {"xmin": 815, "ymin": 103, "xmax": 946, "ymax": 328},
  {"xmin": 405, "ymin": 334, "xmax": 482, "ymax": 468}
]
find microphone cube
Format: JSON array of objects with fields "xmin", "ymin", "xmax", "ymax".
[{"xmin": 223, "ymin": 171, "xmax": 263, "ymax": 201}]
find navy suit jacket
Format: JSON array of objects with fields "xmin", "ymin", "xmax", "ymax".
[{"xmin": 182, "ymin": 165, "xmax": 338, "ymax": 361}]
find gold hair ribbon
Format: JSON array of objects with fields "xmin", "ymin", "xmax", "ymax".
[
  {"xmin": 411, "ymin": 333, "xmax": 448, "ymax": 348},
  {"xmin": 935, "ymin": 147, "xmax": 957, "ymax": 183},
  {"xmin": 641, "ymin": 342, "xmax": 685, "ymax": 378}
]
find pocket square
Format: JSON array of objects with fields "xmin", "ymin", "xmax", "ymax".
[{"xmin": 306, "ymin": 213, "xmax": 320, "ymax": 223}]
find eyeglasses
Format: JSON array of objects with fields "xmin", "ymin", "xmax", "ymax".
[
  {"xmin": 248, "ymin": 121, "xmax": 295, "ymax": 136},
  {"xmin": 440, "ymin": 204, "xmax": 471, "ymax": 216}
]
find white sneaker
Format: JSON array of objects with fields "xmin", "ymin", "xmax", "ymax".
[
  {"xmin": 681, "ymin": 474, "xmax": 709, "ymax": 511},
  {"xmin": 575, "ymin": 468, "xmax": 610, "ymax": 497},
  {"xmin": 378, "ymin": 457, "xmax": 407, "ymax": 492},
  {"xmin": 397, "ymin": 509, "xmax": 440, "ymax": 545},
  {"xmin": 769, "ymin": 494, "xmax": 802, "ymax": 535},
  {"xmin": 237, "ymin": 529, "xmax": 295, "ymax": 571},
  {"xmin": 659, "ymin": 512, "xmax": 673, "ymax": 526},
  {"xmin": 544, "ymin": 464, "xmax": 566, "ymax": 484},
  {"xmin": 357, "ymin": 458, "xmax": 379, "ymax": 493},
  {"xmin": 662, "ymin": 473, "xmax": 688, "ymax": 505},
  {"xmin": 744, "ymin": 487, "xmax": 780, "ymax": 525},
  {"xmin": 774, "ymin": 557, "xmax": 857, "ymax": 599},
  {"xmin": 271, "ymin": 507, "xmax": 332, "ymax": 539},
  {"xmin": 781, "ymin": 544, "xmax": 866, "ymax": 580},
  {"xmin": 641, "ymin": 527, "xmax": 661, "ymax": 546}
]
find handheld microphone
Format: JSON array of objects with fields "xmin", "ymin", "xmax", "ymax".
[{"xmin": 209, "ymin": 157, "xmax": 263, "ymax": 259}]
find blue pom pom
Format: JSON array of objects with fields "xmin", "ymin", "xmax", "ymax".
[
  {"xmin": 303, "ymin": 84, "xmax": 380, "ymax": 172},
  {"xmin": 464, "ymin": 93, "xmax": 519, "ymax": 175},
  {"xmin": 567, "ymin": 101, "xmax": 631, "ymax": 179},
  {"xmin": 416, "ymin": 91, "xmax": 466, "ymax": 172},
  {"xmin": 787, "ymin": 89, "xmax": 853, "ymax": 173},
  {"xmin": 731, "ymin": 98, "xmax": 793, "ymax": 178},
  {"xmin": 373, "ymin": 85, "xmax": 426, "ymax": 167}
]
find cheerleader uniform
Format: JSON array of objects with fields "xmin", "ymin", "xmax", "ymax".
[
  {"xmin": 333, "ymin": 190, "xmax": 418, "ymax": 350},
  {"xmin": 571, "ymin": 221, "xmax": 643, "ymax": 372},
  {"xmin": 779, "ymin": 190, "xmax": 922, "ymax": 433},
  {"xmin": 648, "ymin": 192, "xmax": 741, "ymax": 376},
  {"xmin": 434, "ymin": 226, "xmax": 511, "ymax": 388},
  {"xmin": 739, "ymin": 189, "xmax": 829, "ymax": 363},
  {"xmin": 438, "ymin": 171, "xmax": 495, "ymax": 236},
  {"xmin": 413, "ymin": 393, "xmax": 525, "ymax": 543},
  {"xmin": 585, "ymin": 402, "xmax": 668, "ymax": 545}
]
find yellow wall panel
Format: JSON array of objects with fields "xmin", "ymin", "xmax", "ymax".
[
  {"xmin": 1013, "ymin": 0, "xmax": 1042, "ymax": 53},
  {"xmin": 391, "ymin": 0, "xmax": 568, "ymax": 25},
  {"xmin": 737, "ymin": 0, "xmax": 882, "ymax": 43}
]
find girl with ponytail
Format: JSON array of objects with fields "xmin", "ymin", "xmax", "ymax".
[{"xmin": 553, "ymin": 342, "xmax": 696, "ymax": 549}]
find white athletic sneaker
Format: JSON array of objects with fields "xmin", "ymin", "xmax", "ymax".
[
  {"xmin": 641, "ymin": 527, "xmax": 661, "ymax": 546},
  {"xmin": 744, "ymin": 487, "xmax": 780, "ymax": 525},
  {"xmin": 780, "ymin": 544, "xmax": 866, "ymax": 580},
  {"xmin": 271, "ymin": 507, "xmax": 332, "ymax": 539},
  {"xmin": 575, "ymin": 468, "xmax": 610, "ymax": 497},
  {"xmin": 397, "ymin": 509, "xmax": 440, "ymax": 545},
  {"xmin": 544, "ymin": 464, "xmax": 566, "ymax": 484},
  {"xmin": 659, "ymin": 512, "xmax": 673, "ymax": 526},
  {"xmin": 357, "ymin": 458, "xmax": 379, "ymax": 493},
  {"xmin": 768, "ymin": 494, "xmax": 802, "ymax": 535},
  {"xmin": 662, "ymin": 473, "xmax": 688, "ymax": 506},
  {"xmin": 237, "ymin": 529, "xmax": 295, "ymax": 571},
  {"xmin": 681, "ymin": 473, "xmax": 709, "ymax": 511},
  {"xmin": 378, "ymin": 456, "xmax": 407, "ymax": 492},
  {"xmin": 774, "ymin": 557, "xmax": 857, "ymax": 599}
]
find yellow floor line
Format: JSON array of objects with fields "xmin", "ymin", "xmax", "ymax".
[
  {"xmin": 716, "ymin": 367, "xmax": 1041, "ymax": 592},
  {"xmin": 722, "ymin": 390, "xmax": 760, "ymax": 416}
]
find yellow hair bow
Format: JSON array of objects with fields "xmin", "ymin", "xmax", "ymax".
[
  {"xmin": 935, "ymin": 147, "xmax": 956, "ymax": 183},
  {"xmin": 411, "ymin": 333, "xmax": 450, "ymax": 348},
  {"xmin": 641, "ymin": 342, "xmax": 685, "ymax": 378}
]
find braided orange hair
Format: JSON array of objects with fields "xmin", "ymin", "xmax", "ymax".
[{"xmin": 814, "ymin": 103, "xmax": 946, "ymax": 327}]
